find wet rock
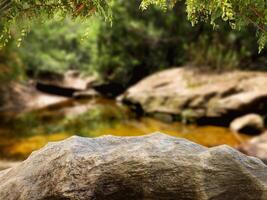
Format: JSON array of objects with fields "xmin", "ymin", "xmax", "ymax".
[
  {"xmin": 1, "ymin": 133, "xmax": 267, "ymax": 200},
  {"xmin": 37, "ymin": 70, "xmax": 97, "ymax": 91},
  {"xmin": 119, "ymin": 67, "xmax": 267, "ymax": 124},
  {"xmin": 0, "ymin": 71, "xmax": 99, "ymax": 116},
  {"xmin": 64, "ymin": 70, "xmax": 97, "ymax": 90},
  {"xmin": 150, "ymin": 112, "xmax": 173, "ymax": 122},
  {"xmin": 73, "ymin": 89, "xmax": 100, "ymax": 99},
  {"xmin": 35, "ymin": 70, "xmax": 98, "ymax": 98},
  {"xmin": 239, "ymin": 132, "xmax": 267, "ymax": 164},
  {"xmin": 0, "ymin": 82, "xmax": 68, "ymax": 117},
  {"xmin": 230, "ymin": 114, "xmax": 264, "ymax": 135}
]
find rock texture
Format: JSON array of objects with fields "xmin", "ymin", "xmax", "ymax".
[
  {"xmin": 36, "ymin": 71, "xmax": 98, "ymax": 98},
  {"xmin": 239, "ymin": 132, "xmax": 267, "ymax": 164},
  {"xmin": 0, "ymin": 82, "xmax": 68, "ymax": 118},
  {"xmin": 119, "ymin": 67, "xmax": 267, "ymax": 124},
  {"xmin": 0, "ymin": 71, "xmax": 99, "ymax": 118},
  {"xmin": 0, "ymin": 160, "xmax": 20, "ymax": 171},
  {"xmin": 1, "ymin": 133, "xmax": 267, "ymax": 200},
  {"xmin": 230, "ymin": 114, "xmax": 264, "ymax": 135},
  {"xmin": 37, "ymin": 70, "xmax": 97, "ymax": 91}
]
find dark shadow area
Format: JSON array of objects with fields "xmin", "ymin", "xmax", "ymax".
[{"xmin": 36, "ymin": 82, "xmax": 79, "ymax": 97}]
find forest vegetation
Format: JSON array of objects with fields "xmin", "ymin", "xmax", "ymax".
[
  {"xmin": 0, "ymin": 0, "xmax": 266, "ymax": 86},
  {"xmin": 0, "ymin": 0, "xmax": 267, "ymax": 170}
]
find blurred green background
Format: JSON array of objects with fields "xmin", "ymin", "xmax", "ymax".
[
  {"xmin": 0, "ymin": 0, "xmax": 266, "ymax": 161},
  {"xmin": 1, "ymin": 0, "xmax": 266, "ymax": 86}
]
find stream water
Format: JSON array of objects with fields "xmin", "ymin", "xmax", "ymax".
[{"xmin": 0, "ymin": 97, "xmax": 250, "ymax": 160}]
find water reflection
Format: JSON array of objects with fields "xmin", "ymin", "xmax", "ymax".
[{"xmin": 0, "ymin": 97, "xmax": 249, "ymax": 160}]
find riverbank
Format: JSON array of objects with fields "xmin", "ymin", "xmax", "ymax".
[
  {"xmin": 0, "ymin": 104, "xmax": 248, "ymax": 161},
  {"xmin": 119, "ymin": 67, "xmax": 267, "ymax": 129},
  {"xmin": 5, "ymin": 67, "xmax": 267, "ymax": 129},
  {"xmin": 1, "ymin": 67, "xmax": 267, "ymax": 165}
]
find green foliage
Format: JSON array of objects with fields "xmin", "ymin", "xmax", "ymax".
[
  {"xmin": 17, "ymin": 18, "xmax": 100, "ymax": 77},
  {"xmin": 186, "ymin": 27, "xmax": 263, "ymax": 71},
  {"xmin": 0, "ymin": 0, "xmax": 112, "ymax": 48},
  {"xmin": 1, "ymin": 0, "xmax": 266, "ymax": 84},
  {"xmin": 94, "ymin": 0, "xmax": 196, "ymax": 86},
  {"xmin": 0, "ymin": 39, "xmax": 25, "ymax": 82},
  {"xmin": 186, "ymin": 22, "xmax": 267, "ymax": 71},
  {"xmin": 1, "ymin": 0, "xmax": 266, "ymax": 50},
  {"xmin": 10, "ymin": 101, "xmax": 126, "ymax": 137},
  {"xmin": 94, "ymin": 0, "xmax": 266, "ymax": 83},
  {"xmin": 187, "ymin": 35, "xmax": 240, "ymax": 71},
  {"xmin": 141, "ymin": 0, "xmax": 267, "ymax": 50}
]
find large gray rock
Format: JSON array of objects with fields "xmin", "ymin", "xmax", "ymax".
[
  {"xmin": 119, "ymin": 67, "xmax": 267, "ymax": 122},
  {"xmin": 1, "ymin": 133, "xmax": 267, "ymax": 200}
]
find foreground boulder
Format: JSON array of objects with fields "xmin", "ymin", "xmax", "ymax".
[
  {"xmin": 119, "ymin": 67, "xmax": 267, "ymax": 124},
  {"xmin": 0, "ymin": 160, "xmax": 20, "ymax": 171},
  {"xmin": 230, "ymin": 114, "xmax": 264, "ymax": 135},
  {"xmin": 239, "ymin": 132, "xmax": 267, "ymax": 164},
  {"xmin": 1, "ymin": 133, "xmax": 267, "ymax": 200}
]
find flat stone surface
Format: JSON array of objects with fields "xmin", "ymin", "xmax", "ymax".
[
  {"xmin": 0, "ymin": 133, "xmax": 267, "ymax": 200},
  {"xmin": 119, "ymin": 67, "xmax": 267, "ymax": 122}
]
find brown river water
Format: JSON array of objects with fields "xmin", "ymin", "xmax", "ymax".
[{"xmin": 0, "ymin": 97, "xmax": 250, "ymax": 160}]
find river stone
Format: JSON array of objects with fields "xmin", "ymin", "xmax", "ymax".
[
  {"xmin": 0, "ymin": 160, "xmax": 20, "ymax": 171},
  {"xmin": 230, "ymin": 114, "xmax": 264, "ymax": 135},
  {"xmin": 0, "ymin": 133, "xmax": 267, "ymax": 200},
  {"xmin": 0, "ymin": 82, "xmax": 68, "ymax": 117},
  {"xmin": 239, "ymin": 132, "xmax": 267, "ymax": 164},
  {"xmin": 37, "ymin": 70, "xmax": 97, "ymax": 91},
  {"xmin": 119, "ymin": 67, "xmax": 267, "ymax": 123}
]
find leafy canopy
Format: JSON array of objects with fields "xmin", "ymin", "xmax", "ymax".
[
  {"xmin": 0, "ymin": 0, "xmax": 111, "ymax": 48},
  {"xmin": 141, "ymin": 0, "xmax": 267, "ymax": 51},
  {"xmin": 0, "ymin": 0, "xmax": 266, "ymax": 50}
]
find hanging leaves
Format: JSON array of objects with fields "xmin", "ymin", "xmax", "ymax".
[
  {"xmin": 0, "ymin": 0, "xmax": 112, "ymax": 48},
  {"xmin": 141, "ymin": 0, "xmax": 267, "ymax": 51}
]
